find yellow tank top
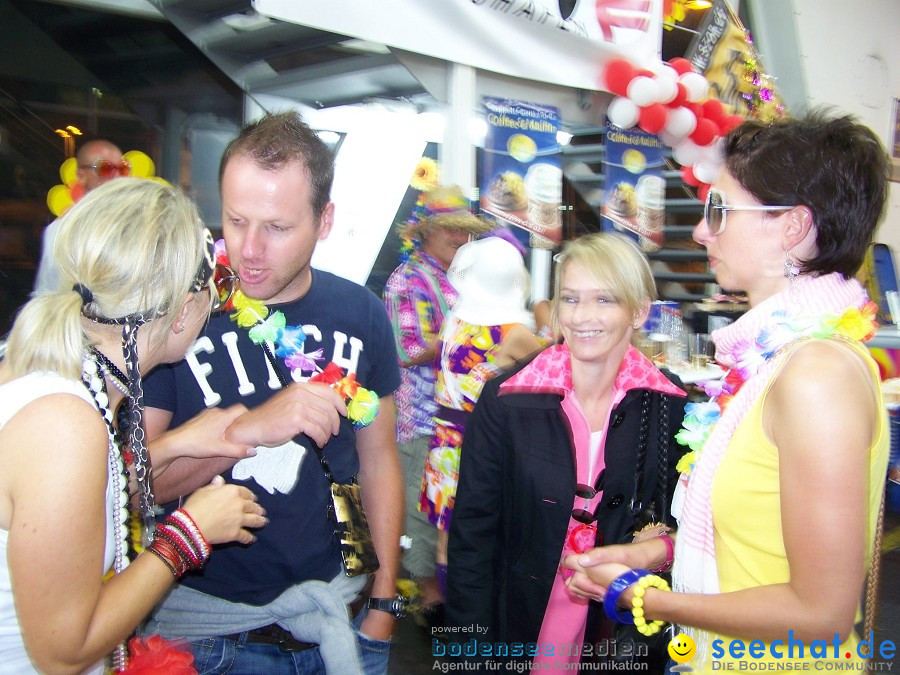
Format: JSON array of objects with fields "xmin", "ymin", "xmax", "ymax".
[{"xmin": 700, "ymin": 339, "xmax": 889, "ymax": 672}]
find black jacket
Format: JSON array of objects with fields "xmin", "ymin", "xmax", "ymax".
[{"xmin": 446, "ymin": 351, "xmax": 686, "ymax": 657}]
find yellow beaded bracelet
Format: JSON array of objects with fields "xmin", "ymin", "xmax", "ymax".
[{"xmin": 631, "ymin": 573, "xmax": 670, "ymax": 636}]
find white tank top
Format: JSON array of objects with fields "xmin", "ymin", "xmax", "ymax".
[{"xmin": 0, "ymin": 372, "xmax": 114, "ymax": 673}]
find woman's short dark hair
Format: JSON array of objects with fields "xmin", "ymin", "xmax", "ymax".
[{"xmin": 724, "ymin": 109, "xmax": 890, "ymax": 278}]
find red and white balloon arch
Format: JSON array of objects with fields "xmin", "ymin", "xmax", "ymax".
[{"xmin": 602, "ymin": 56, "xmax": 745, "ymax": 202}]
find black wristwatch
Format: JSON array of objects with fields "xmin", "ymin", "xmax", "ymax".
[{"xmin": 366, "ymin": 595, "xmax": 408, "ymax": 619}]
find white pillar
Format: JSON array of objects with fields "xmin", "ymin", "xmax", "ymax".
[{"xmin": 444, "ymin": 63, "xmax": 476, "ymax": 198}]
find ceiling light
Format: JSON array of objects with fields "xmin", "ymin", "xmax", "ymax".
[
  {"xmin": 338, "ymin": 39, "xmax": 391, "ymax": 55},
  {"xmin": 317, "ymin": 130, "xmax": 341, "ymax": 145},
  {"xmin": 222, "ymin": 11, "xmax": 272, "ymax": 31}
]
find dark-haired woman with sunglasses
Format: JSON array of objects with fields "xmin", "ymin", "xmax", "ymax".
[
  {"xmin": 565, "ymin": 110, "xmax": 891, "ymax": 672},
  {"xmin": 447, "ymin": 232, "xmax": 687, "ymax": 670}
]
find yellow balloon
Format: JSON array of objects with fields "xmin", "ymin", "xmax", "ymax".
[
  {"xmin": 47, "ymin": 184, "xmax": 74, "ymax": 216},
  {"xmin": 60, "ymin": 157, "xmax": 78, "ymax": 186},
  {"xmin": 124, "ymin": 150, "xmax": 154, "ymax": 178},
  {"xmin": 148, "ymin": 175, "xmax": 171, "ymax": 187}
]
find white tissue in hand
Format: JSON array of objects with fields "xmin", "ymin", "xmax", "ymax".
[{"xmin": 232, "ymin": 440, "xmax": 306, "ymax": 494}]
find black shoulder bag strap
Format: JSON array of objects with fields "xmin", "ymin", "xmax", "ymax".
[{"xmin": 630, "ymin": 390, "xmax": 671, "ymax": 529}]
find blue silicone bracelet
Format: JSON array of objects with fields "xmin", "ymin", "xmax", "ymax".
[{"xmin": 603, "ymin": 569, "xmax": 651, "ymax": 623}]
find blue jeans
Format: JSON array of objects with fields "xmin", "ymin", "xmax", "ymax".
[{"xmin": 188, "ymin": 611, "xmax": 390, "ymax": 674}]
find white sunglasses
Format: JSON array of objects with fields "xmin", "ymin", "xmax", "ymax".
[{"xmin": 704, "ymin": 188, "xmax": 795, "ymax": 235}]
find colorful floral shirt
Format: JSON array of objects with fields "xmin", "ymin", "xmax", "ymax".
[
  {"xmin": 435, "ymin": 317, "xmax": 510, "ymax": 413},
  {"xmin": 383, "ymin": 250, "xmax": 457, "ymax": 443}
]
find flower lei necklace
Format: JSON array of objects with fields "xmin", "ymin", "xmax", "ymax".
[
  {"xmin": 674, "ymin": 300, "xmax": 878, "ymax": 476},
  {"xmin": 214, "ymin": 243, "xmax": 379, "ymax": 428}
]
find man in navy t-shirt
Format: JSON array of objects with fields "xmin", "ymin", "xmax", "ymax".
[{"xmin": 143, "ymin": 111, "xmax": 402, "ymax": 674}]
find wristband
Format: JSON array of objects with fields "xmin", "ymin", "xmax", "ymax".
[
  {"xmin": 366, "ymin": 596, "xmax": 409, "ymax": 619},
  {"xmin": 146, "ymin": 509, "xmax": 211, "ymax": 578},
  {"xmin": 650, "ymin": 534, "xmax": 675, "ymax": 573},
  {"xmin": 603, "ymin": 569, "xmax": 650, "ymax": 623},
  {"xmin": 631, "ymin": 573, "xmax": 670, "ymax": 635}
]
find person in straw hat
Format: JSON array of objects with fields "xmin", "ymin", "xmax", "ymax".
[{"xmin": 383, "ymin": 185, "xmax": 491, "ymax": 618}]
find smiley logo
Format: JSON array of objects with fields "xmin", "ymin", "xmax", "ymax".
[{"xmin": 668, "ymin": 633, "xmax": 696, "ymax": 663}]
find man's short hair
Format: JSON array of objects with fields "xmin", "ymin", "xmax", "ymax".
[{"xmin": 219, "ymin": 111, "xmax": 334, "ymax": 220}]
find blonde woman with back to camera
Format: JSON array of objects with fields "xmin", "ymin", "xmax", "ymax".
[{"xmin": 0, "ymin": 179, "xmax": 266, "ymax": 673}]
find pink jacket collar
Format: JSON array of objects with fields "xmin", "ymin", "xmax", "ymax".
[{"xmin": 500, "ymin": 343, "xmax": 686, "ymax": 399}]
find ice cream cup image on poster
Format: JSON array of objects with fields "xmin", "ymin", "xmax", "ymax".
[
  {"xmin": 486, "ymin": 171, "xmax": 528, "ymax": 212},
  {"xmin": 603, "ymin": 181, "xmax": 637, "ymax": 223},
  {"xmin": 635, "ymin": 174, "xmax": 666, "ymax": 251},
  {"xmin": 525, "ymin": 163, "xmax": 562, "ymax": 239}
]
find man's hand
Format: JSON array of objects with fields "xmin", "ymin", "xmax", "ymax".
[{"xmin": 224, "ymin": 382, "xmax": 348, "ymax": 448}]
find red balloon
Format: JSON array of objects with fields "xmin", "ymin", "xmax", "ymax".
[
  {"xmin": 638, "ymin": 103, "xmax": 669, "ymax": 134},
  {"xmin": 636, "ymin": 69, "xmax": 655, "ymax": 79},
  {"xmin": 701, "ymin": 99, "xmax": 726, "ymax": 123},
  {"xmin": 685, "ymin": 101, "xmax": 704, "ymax": 118},
  {"xmin": 719, "ymin": 114, "xmax": 745, "ymax": 135},
  {"xmin": 603, "ymin": 58, "xmax": 637, "ymax": 97},
  {"xmin": 697, "ymin": 183, "xmax": 711, "ymax": 203},
  {"xmin": 668, "ymin": 57, "xmax": 695, "ymax": 76},
  {"xmin": 681, "ymin": 165, "xmax": 700, "ymax": 187},
  {"xmin": 667, "ymin": 83, "xmax": 688, "ymax": 108},
  {"xmin": 690, "ymin": 118, "xmax": 719, "ymax": 146}
]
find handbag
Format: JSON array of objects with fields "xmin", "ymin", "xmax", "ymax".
[
  {"xmin": 585, "ymin": 390, "xmax": 673, "ymax": 671},
  {"xmin": 260, "ymin": 343, "xmax": 380, "ymax": 577},
  {"xmin": 328, "ymin": 479, "xmax": 380, "ymax": 577}
]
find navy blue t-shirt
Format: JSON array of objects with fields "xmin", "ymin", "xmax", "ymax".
[{"xmin": 144, "ymin": 269, "xmax": 400, "ymax": 605}]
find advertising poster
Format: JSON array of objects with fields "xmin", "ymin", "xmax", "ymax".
[
  {"xmin": 601, "ymin": 123, "xmax": 666, "ymax": 251},
  {"xmin": 480, "ymin": 97, "xmax": 563, "ymax": 246}
]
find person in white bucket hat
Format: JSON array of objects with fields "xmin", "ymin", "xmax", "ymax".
[
  {"xmin": 419, "ymin": 236, "xmax": 547, "ymax": 588},
  {"xmin": 447, "ymin": 237, "xmax": 535, "ymax": 328}
]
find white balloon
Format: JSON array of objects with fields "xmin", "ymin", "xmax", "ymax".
[
  {"xmin": 659, "ymin": 131, "xmax": 681, "ymax": 148},
  {"xmin": 607, "ymin": 97, "xmax": 639, "ymax": 129},
  {"xmin": 679, "ymin": 72, "xmax": 709, "ymax": 102},
  {"xmin": 693, "ymin": 160, "xmax": 722, "ymax": 185},
  {"xmin": 663, "ymin": 106, "xmax": 697, "ymax": 138},
  {"xmin": 673, "ymin": 139, "xmax": 702, "ymax": 167},
  {"xmin": 703, "ymin": 137, "xmax": 726, "ymax": 163},
  {"xmin": 651, "ymin": 63, "xmax": 679, "ymax": 82},
  {"xmin": 655, "ymin": 76, "xmax": 678, "ymax": 104},
  {"xmin": 627, "ymin": 76, "xmax": 661, "ymax": 107}
]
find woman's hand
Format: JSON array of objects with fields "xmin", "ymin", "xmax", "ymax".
[
  {"xmin": 149, "ymin": 404, "xmax": 255, "ymax": 478},
  {"xmin": 181, "ymin": 476, "xmax": 267, "ymax": 545},
  {"xmin": 563, "ymin": 557, "xmax": 631, "ymax": 601}
]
